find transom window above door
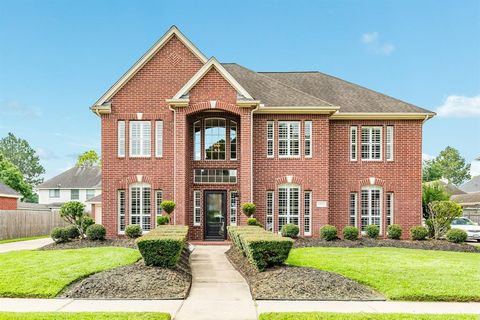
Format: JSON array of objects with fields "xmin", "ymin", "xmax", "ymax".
[{"xmin": 193, "ymin": 118, "xmax": 237, "ymax": 161}]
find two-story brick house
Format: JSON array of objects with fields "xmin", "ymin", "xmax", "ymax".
[{"xmin": 91, "ymin": 26, "xmax": 434, "ymax": 240}]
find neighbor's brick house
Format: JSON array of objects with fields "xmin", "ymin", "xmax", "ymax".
[{"xmin": 91, "ymin": 26, "xmax": 434, "ymax": 240}]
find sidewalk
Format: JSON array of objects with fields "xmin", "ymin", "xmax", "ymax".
[{"xmin": 0, "ymin": 237, "xmax": 52, "ymax": 253}]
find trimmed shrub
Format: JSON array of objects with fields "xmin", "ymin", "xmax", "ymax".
[
  {"xmin": 280, "ymin": 224, "xmax": 300, "ymax": 238},
  {"xmin": 247, "ymin": 218, "xmax": 258, "ymax": 225},
  {"xmin": 387, "ymin": 224, "xmax": 402, "ymax": 240},
  {"xmin": 86, "ymin": 224, "xmax": 106, "ymax": 240},
  {"xmin": 446, "ymin": 228, "xmax": 468, "ymax": 243},
  {"xmin": 241, "ymin": 203, "xmax": 256, "ymax": 217},
  {"xmin": 125, "ymin": 224, "xmax": 142, "ymax": 238},
  {"xmin": 65, "ymin": 225, "xmax": 80, "ymax": 239},
  {"xmin": 343, "ymin": 226, "xmax": 359, "ymax": 241},
  {"xmin": 410, "ymin": 225, "xmax": 428, "ymax": 241},
  {"xmin": 366, "ymin": 224, "xmax": 380, "ymax": 239},
  {"xmin": 160, "ymin": 200, "xmax": 176, "ymax": 215},
  {"xmin": 51, "ymin": 227, "xmax": 69, "ymax": 243},
  {"xmin": 136, "ymin": 225, "xmax": 188, "ymax": 268},
  {"xmin": 82, "ymin": 216, "xmax": 95, "ymax": 231},
  {"xmin": 320, "ymin": 225, "xmax": 337, "ymax": 241},
  {"xmin": 157, "ymin": 215, "xmax": 170, "ymax": 225}
]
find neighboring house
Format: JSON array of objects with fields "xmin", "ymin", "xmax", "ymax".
[
  {"xmin": 86, "ymin": 194, "xmax": 102, "ymax": 224},
  {"xmin": 451, "ymin": 192, "xmax": 480, "ymax": 223},
  {"xmin": 0, "ymin": 182, "xmax": 21, "ymax": 210},
  {"xmin": 36, "ymin": 166, "xmax": 101, "ymax": 212},
  {"xmin": 460, "ymin": 176, "xmax": 480, "ymax": 193},
  {"xmin": 90, "ymin": 26, "xmax": 434, "ymax": 240},
  {"xmin": 427, "ymin": 179, "xmax": 466, "ymax": 196}
]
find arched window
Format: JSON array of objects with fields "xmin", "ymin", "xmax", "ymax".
[
  {"xmin": 278, "ymin": 183, "xmax": 300, "ymax": 232},
  {"xmin": 205, "ymin": 118, "xmax": 226, "ymax": 160},
  {"xmin": 193, "ymin": 118, "xmax": 237, "ymax": 161},
  {"xmin": 360, "ymin": 185, "xmax": 382, "ymax": 232},
  {"xmin": 130, "ymin": 182, "xmax": 151, "ymax": 231}
]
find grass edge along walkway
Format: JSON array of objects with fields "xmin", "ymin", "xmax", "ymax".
[
  {"xmin": 0, "ymin": 312, "xmax": 170, "ymax": 320},
  {"xmin": 0, "ymin": 236, "xmax": 48, "ymax": 244},
  {"xmin": 259, "ymin": 312, "xmax": 477, "ymax": 320}
]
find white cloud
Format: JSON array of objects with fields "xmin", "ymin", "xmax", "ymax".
[
  {"xmin": 0, "ymin": 100, "xmax": 42, "ymax": 118},
  {"xmin": 360, "ymin": 32, "xmax": 395, "ymax": 55},
  {"xmin": 422, "ymin": 153, "xmax": 436, "ymax": 161},
  {"xmin": 436, "ymin": 95, "xmax": 480, "ymax": 118},
  {"xmin": 471, "ymin": 160, "xmax": 480, "ymax": 176}
]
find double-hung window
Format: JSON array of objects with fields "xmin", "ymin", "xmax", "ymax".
[
  {"xmin": 49, "ymin": 189, "xmax": 60, "ymax": 198},
  {"xmin": 267, "ymin": 121, "xmax": 274, "ymax": 158},
  {"xmin": 361, "ymin": 126, "xmax": 382, "ymax": 160},
  {"xmin": 118, "ymin": 121, "xmax": 125, "ymax": 157},
  {"xmin": 386, "ymin": 192, "xmax": 394, "ymax": 225},
  {"xmin": 266, "ymin": 191, "xmax": 274, "ymax": 232},
  {"xmin": 118, "ymin": 190, "xmax": 126, "ymax": 233},
  {"xmin": 155, "ymin": 121, "xmax": 163, "ymax": 158},
  {"xmin": 304, "ymin": 191, "xmax": 312, "ymax": 236},
  {"xmin": 130, "ymin": 183, "xmax": 151, "ymax": 231},
  {"xmin": 130, "ymin": 121, "xmax": 151, "ymax": 157},
  {"xmin": 278, "ymin": 184, "xmax": 300, "ymax": 231},
  {"xmin": 350, "ymin": 126, "xmax": 358, "ymax": 161},
  {"xmin": 386, "ymin": 126, "xmax": 394, "ymax": 161},
  {"xmin": 361, "ymin": 186, "xmax": 382, "ymax": 231},
  {"xmin": 278, "ymin": 121, "xmax": 300, "ymax": 157},
  {"xmin": 71, "ymin": 189, "xmax": 79, "ymax": 200},
  {"xmin": 304, "ymin": 121, "xmax": 312, "ymax": 157},
  {"xmin": 349, "ymin": 192, "xmax": 357, "ymax": 227}
]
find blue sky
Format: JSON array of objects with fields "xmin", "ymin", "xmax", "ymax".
[{"xmin": 0, "ymin": 0, "xmax": 479, "ymax": 180}]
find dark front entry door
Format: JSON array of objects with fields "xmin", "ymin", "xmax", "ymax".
[{"xmin": 204, "ymin": 190, "xmax": 227, "ymax": 240}]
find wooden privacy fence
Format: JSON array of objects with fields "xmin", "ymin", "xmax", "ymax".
[{"xmin": 0, "ymin": 209, "xmax": 68, "ymax": 240}]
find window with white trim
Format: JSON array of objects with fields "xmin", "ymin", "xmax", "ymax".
[
  {"xmin": 194, "ymin": 121, "xmax": 201, "ymax": 160},
  {"xmin": 118, "ymin": 190, "xmax": 125, "ymax": 232},
  {"xmin": 49, "ymin": 189, "xmax": 60, "ymax": 198},
  {"xmin": 266, "ymin": 191, "xmax": 274, "ymax": 232},
  {"xmin": 130, "ymin": 183, "xmax": 151, "ymax": 231},
  {"xmin": 155, "ymin": 121, "xmax": 163, "ymax": 157},
  {"xmin": 194, "ymin": 169, "xmax": 237, "ymax": 183},
  {"xmin": 267, "ymin": 121, "xmax": 274, "ymax": 158},
  {"xmin": 230, "ymin": 121, "xmax": 237, "ymax": 160},
  {"xmin": 361, "ymin": 186, "xmax": 382, "ymax": 231},
  {"xmin": 350, "ymin": 126, "xmax": 357, "ymax": 161},
  {"xmin": 386, "ymin": 192, "xmax": 394, "ymax": 225},
  {"xmin": 304, "ymin": 121, "xmax": 312, "ymax": 157},
  {"xmin": 304, "ymin": 191, "xmax": 312, "ymax": 235},
  {"xmin": 193, "ymin": 190, "xmax": 201, "ymax": 226},
  {"xmin": 278, "ymin": 121, "xmax": 300, "ymax": 157},
  {"xmin": 230, "ymin": 191, "xmax": 238, "ymax": 226},
  {"xmin": 71, "ymin": 189, "xmax": 79, "ymax": 200},
  {"xmin": 118, "ymin": 121, "xmax": 125, "ymax": 157},
  {"xmin": 155, "ymin": 190, "xmax": 163, "ymax": 217},
  {"xmin": 349, "ymin": 192, "xmax": 357, "ymax": 227},
  {"xmin": 361, "ymin": 127, "xmax": 382, "ymax": 160},
  {"xmin": 278, "ymin": 184, "xmax": 300, "ymax": 231},
  {"xmin": 205, "ymin": 118, "xmax": 226, "ymax": 160},
  {"xmin": 130, "ymin": 121, "xmax": 151, "ymax": 157},
  {"xmin": 86, "ymin": 189, "xmax": 95, "ymax": 200},
  {"xmin": 386, "ymin": 126, "xmax": 393, "ymax": 161}
]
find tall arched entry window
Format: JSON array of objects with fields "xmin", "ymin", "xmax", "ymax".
[
  {"xmin": 278, "ymin": 183, "xmax": 300, "ymax": 232},
  {"xmin": 193, "ymin": 118, "xmax": 237, "ymax": 161}
]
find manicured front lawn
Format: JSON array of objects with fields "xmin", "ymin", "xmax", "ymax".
[
  {"xmin": 0, "ymin": 247, "xmax": 141, "ymax": 298},
  {"xmin": 0, "ymin": 236, "xmax": 48, "ymax": 244},
  {"xmin": 0, "ymin": 313, "xmax": 170, "ymax": 320},
  {"xmin": 259, "ymin": 313, "xmax": 477, "ymax": 320},
  {"xmin": 287, "ymin": 247, "xmax": 480, "ymax": 301}
]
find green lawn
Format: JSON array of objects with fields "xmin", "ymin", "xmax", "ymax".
[
  {"xmin": 0, "ymin": 236, "xmax": 48, "ymax": 244},
  {"xmin": 0, "ymin": 313, "xmax": 170, "ymax": 320},
  {"xmin": 259, "ymin": 313, "xmax": 477, "ymax": 320},
  {"xmin": 0, "ymin": 247, "xmax": 141, "ymax": 298},
  {"xmin": 287, "ymin": 247, "xmax": 480, "ymax": 301}
]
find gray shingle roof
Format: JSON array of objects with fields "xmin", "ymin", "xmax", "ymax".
[
  {"xmin": 452, "ymin": 191, "xmax": 480, "ymax": 205},
  {"xmin": 86, "ymin": 194, "xmax": 102, "ymax": 203},
  {"xmin": 0, "ymin": 182, "xmax": 21, "ymax": 197},
  {"xmin": 17, "ymin": 202, "xmax": 50, "ymax": 211},
  {"xmin": 460, "ymin": 176, "xmax": 480, "ymax": 193},
  {"xmin": 37, "ymin": 166, "xmax": 101, "ymax": 189}
]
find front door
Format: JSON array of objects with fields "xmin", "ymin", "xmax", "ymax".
[{"xmin": 204, "ymin": 190, "xmax": 227, "ymax": 240}]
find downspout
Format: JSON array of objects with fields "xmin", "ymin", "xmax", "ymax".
[
  {"xmin": 169, "ymin": 105, "xmax": 177, "ymax": 225},
  {"xmin": 250, "ymin": 104, "xmax": 259, "ymax": 201}
]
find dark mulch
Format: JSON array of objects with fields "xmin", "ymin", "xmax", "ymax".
[
  {"xmin": 226, "ymin": 247, "xmax": 383, "ymax": 301},
  {"xmin": 294, "ymin": 237, "xmax": 480, "ymax": 253},
  {"xmin": 60, "ymin": 248, "xmax": 192, "ymax": 299},
  {"xmin": 40, "ymin": 239, "xmax": 137, "ymax": 250}
]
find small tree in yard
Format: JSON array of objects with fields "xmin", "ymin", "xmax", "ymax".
[
  {"xmin": 427, "ymin": 200, "xmax": 463, "ymax": 240},
  {"xmin": 241, "ymin": 203, "xmax": 256, "ymax": 218},
  {"xmin": 60, "ymin": 201, "xmax": 88, "ymax": 238},
  {"xmin": 161, "ymin": 200, "xmax": 176, "ymax": 216}
]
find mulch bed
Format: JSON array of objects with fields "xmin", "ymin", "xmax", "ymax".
[
  {"xmin": 59, "ymin": 248, "xmax": 192, "ymax": 299},
  {"xmin": 225, "ymin": 247, "xmax": 383, "ymax": 301},
  {"xmin": 39, "ymin": 239, "xmax": 137, "ymax": 250},
  {"xmin": 294, "ymin": 237, "xmax": 480, "ymax": 253}
]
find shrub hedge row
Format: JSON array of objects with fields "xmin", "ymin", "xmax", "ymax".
[
  {"xmin": 136, "ymin": 225, "xmax": 188, "ymax": 268},
  {"xmin": 227, "ymin": 226, "xmax": 293, "ymax": 272}
]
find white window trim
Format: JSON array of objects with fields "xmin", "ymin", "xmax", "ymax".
[
  {"xmin": 70, "ymin": 189, "xmax": 80, "ymax": 200},
  {"xmin": 129, "ymin": 183, "xmax": 152, "ymax": 231},
  {"xmin": 350, "ymin": 126, "xmax": 358, "ymax": 161},
  {"xmin": 278, "ymin": 183, "xmax": 301, "ymax": 232},
  {"xmin": 193, "ymin": 169, "xmax": 237, "ymax": 184},
  {"xmin": 129, "ymin": 121, "xmax": 151, "ymax": 157},
  {"xmin": 155, "ymin": 190, "xmax": 163, "ymax": 218},
  {"xmin": 386, "ymin": 126, "xmax": 394, "ymax": 161},
  {"xmin": 278, "ymin": 121, "xmax": 301, "ymax": 158},
  {"xmin": 304, "ymin": 191, "xmax": 312, "ymax": 236},
  {"xmin": 350, "ymin": 192, "xmax": 358, "ymax": 227},
  {"xmin": 361, "ymin": 126, "xmax": 383, "ymax": 161},
  {"xmin": 49, "ymin": 189, "xmax": 60, "ymax": 198},
  {"xmin": 230, "ymin": 121, "xmax": 237, "ymax": 161},
  {"xmin": 230, "ymin": 191, "xmax": 238, "ymax": 226},
  {"xmin": 118, "ymin": 190, "xmax": 126, "ymax": 234},
  {"xmin": 204, "ymin": 117, "xmax": 227, "ymax": 161},
  {"xmin": 387, "ymin": 192, "xmax": 394, "ymax": 225},
  {"xmin": 193, "ymin": 120, "xmax": 201, "ymax": 161},
  {"xmin": 267, "ymin": 121, "xmax": 275, "ymax": 158},
  {"xmin": 193, "ymin": 190, "xmax": 201, "ymax": 226},
  {"xmin": 361, "ymin": 185, "xmax": 383, "ymax": 235},
  {"xmin": 304, "ymin": 121, "xmax": 312, "ymax": 158},
  {"xmin": 155, "ymin": 120, "xmax": 163, "ymax": 158},
  {"xmin": 266, "ymin": 191, "xmax": 274, "ymax": 232},
  {"xmin": 118, "ymin": 121, "xmax": 125, "ymax": 158}
]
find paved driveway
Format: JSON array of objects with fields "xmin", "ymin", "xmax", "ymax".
[{"xmin": 0, "ymin": 238, "xmax": 53, "ymax": 253}]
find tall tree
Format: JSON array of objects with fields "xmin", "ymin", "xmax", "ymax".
[
  {"xmin": 422, "ymin": 146, "xmax": 471, "ymax": 185},
  {"xmin": 422, "ymin": 159, "xmax": 442, "ymax": 182},
  {"xmin": 0, "ymin": 133, "xmax": 45, "ymax": 186},
  {"xmin": 0, "ymin": 154, "xmax": 35, "ymax": 202},
  {"xmin": 76, "ymin": 150, "xmax": 101, "ymax": 167}
]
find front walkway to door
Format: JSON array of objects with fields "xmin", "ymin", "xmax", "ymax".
[{"xmin": 175, "ymin": 245, "xmax": 257, "ymax": 320}]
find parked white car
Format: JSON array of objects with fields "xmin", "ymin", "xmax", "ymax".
[{"xmin": 451, "ymin": 217, "xmax": 480, "ymax": 242}]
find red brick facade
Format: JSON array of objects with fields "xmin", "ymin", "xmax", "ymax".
[
  {"xmin": 0, "ymin": 196, "xmax": 18, "ymax": 210},
  {"xmin": 97, "ymin": 30, "xmax": 424, "ymax": 240}
]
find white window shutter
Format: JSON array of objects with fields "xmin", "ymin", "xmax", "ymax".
[
  {"xmin": 156, "ymin": 121, "xmax": 163, "ymax": 157},
  {"xmin": 118, "ymin": 121, "xmax": 125, "ymax": 157}
]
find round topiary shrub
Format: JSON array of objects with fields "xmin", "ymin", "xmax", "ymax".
[
  {"xmin": 247, "ymin": 218, "xmax": 258, "ymax": 225},
  {"xmin": 157, "ymin": 215, "xmax": 170, "ymax": 225},
  {"xmin": 160, "ymin": 200, "xmax": 176, "ymax": 215},
  {"xmin": 365, "ymin": 224, "xmax": 380, "ymax": 239},
  {"xmin": 65, "ymin": 225, "xmax": 80, "ymax": 239},
  {"xmin": 51, "ymin": 227, "xmax": 69, "ymax": 243},
  {"xmin": 320, "ymin": 225, "xmax": 338, "ymax": 241},
  {"xmin": 410, "ymin": 225, "xmax": 428, "ymax": 241},
  {"xmin": 82, "ymin": 216, "xmax": 95, "ymax": 232},
  {"xmin": 387, "ymin": 224, "xmax": 402, "ymax": 240},
  {"xmin": 125, "ymin": 224, "xmax": 142, "ymax": 238},
  {"xmin": 343, "ymin": 226, "xmax": 359, "ymax": 241},
  {"xmin": 241, "ymin": 203, "xmax": 256, "ymax": 218},
  {"xmin": 86, "ymin": 224, "xmax": 106, "ymax": 240},
  {"xmin": 281, "ymin": 223, "xmax": 300, "ymax": 238},
  {"xmin": 446, "ymin": 228, "xmax": 468, "ymax": 243}
]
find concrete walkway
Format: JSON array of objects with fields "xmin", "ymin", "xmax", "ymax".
[
  {"xmin": 175, "ymin": 245, "xmax": 257, "ymax": 320},
  {"xmin": 0, "ymin": 237, "xmax": 52, "ymax": 253}
]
